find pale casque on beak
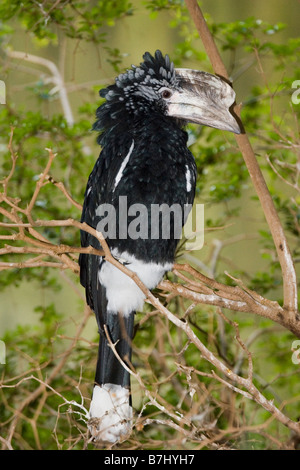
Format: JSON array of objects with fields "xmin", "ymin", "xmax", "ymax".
[{"xmin": 166, "ymin": 68, "xmax": 241, "ymax": 134}]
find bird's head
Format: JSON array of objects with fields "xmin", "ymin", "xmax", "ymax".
[{"xmin": 95, "ymin": 50, "xmax": 240, "ymax": 136}]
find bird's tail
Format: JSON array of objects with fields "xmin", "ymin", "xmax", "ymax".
[{"xmin": 88, "ymin": 287, "xmax": 134, "ymax": 444}]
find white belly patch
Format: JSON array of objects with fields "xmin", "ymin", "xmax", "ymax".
[{"xmin": 98, "ymin": 250, "xmax": 173, "ymax": 316}]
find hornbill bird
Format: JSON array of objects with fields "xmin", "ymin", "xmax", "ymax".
[{"xmin": 79, "ymin": 50, "xmax": 240, "ymax": 444}]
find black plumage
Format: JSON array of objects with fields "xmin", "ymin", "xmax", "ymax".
[{"xmin": 79, "ymin": 50, "xmax": 239, "ymax": 443}]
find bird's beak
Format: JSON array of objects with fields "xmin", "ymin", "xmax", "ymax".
[{"xmin": 167, "ymin": 68, "xmax": 241, "ymax": 134}]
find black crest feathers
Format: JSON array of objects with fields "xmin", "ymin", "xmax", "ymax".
[{"xmin": 93, "ymin": 50, "xmax": 177, "ymax": 141}]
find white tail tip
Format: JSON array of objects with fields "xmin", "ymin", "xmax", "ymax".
[{"xmin": 88, "ymin": 384, "xmax": 133, "ymax": 444}]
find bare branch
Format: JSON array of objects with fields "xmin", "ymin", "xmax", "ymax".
[{"xmin": 6, "ymin": 50, "xmax": 74, "ymax": 126}]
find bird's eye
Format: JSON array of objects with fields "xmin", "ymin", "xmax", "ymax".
[{"xmin": 160, "ymin": 88, "xmax": 172, "ymax": 99}]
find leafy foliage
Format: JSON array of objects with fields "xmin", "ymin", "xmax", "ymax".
[{"xmin": 0, "ymin": 0, "xmax": 133, "ymax": 43}]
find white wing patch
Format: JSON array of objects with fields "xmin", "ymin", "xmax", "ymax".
[
  {"xmin": 185, "ymin": 165, "xmax": 192, "ymax": 192},
  {"xmin": 113, "ymin": 140, "xmax": 135, "ymax": 191}
]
